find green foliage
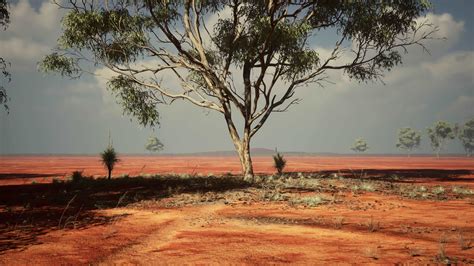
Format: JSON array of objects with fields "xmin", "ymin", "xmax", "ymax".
[
  {"xmin": 39, "ymin": 53, "xmax": 80, "ymax": 78},
  {"xmin": 427, "ymin": 121, "xmax": 455, "ymax": 157},
  {"xmin": 0, "ymin": 58, "xmax": 10, "ymax": 112},
  {"xmin": 290, "ymin": 195, "xmax": 328, "ymax": 207},
  {"xmin": 432, "ymin": 186, "xmax": 445, "ymax": 196},
  {"xmin": 0, "ymin": 0, "xmax": 9, "ymax": 29},
  {"xmin": 396, "ymin": 127, "xmax": 421, "ymax": 156},
  {"xmin": 41, "ymin": 1, "xmax": 434, "ymax": 178},
  {"xmin": 101, "ymin": 145, "xmax": 119, "ymax": 179},
  {"xmin": 0, "ymin": 0, "xmax": 10, "ymax": 112},
  {"xmin": 41, "ymin": 0, "xmax": 433, "ymax": 128},
  {"xmin": 108, "ymin": 75, "xmax": 160, "ymax": 127},
  {"xmin": 273, "ymin": 151, "xmax": 287, "ymax": 175},
  {"xmin": 145, "ymin": 136, "xmax": 164, "ymax": 153},
  {"xmin": 351, "ymin": 138, "xmax": 369, "ymax": 153},
  {"xmin": 456, "ymin": 118, "xmax": 474, "ymax": 157},
  {"xmin": 58, "ymin": 9, "xmax": 149, "ymax": 64}
]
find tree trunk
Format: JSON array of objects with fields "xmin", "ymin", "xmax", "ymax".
[
  {"xmin": 221, "ymin": 100, "xmax": 255, "ymax": 180},
  {"xmin": 108, "ymin": 168, "xmax": 112, "ymax": 180},
  {"xmin": 237, "ymin": 139, "xmax": 254, "ymax": 181}
]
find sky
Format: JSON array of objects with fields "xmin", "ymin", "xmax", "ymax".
[{"xmin": 0, "ymin": 0, "xmax": 473, "ymax": 155}]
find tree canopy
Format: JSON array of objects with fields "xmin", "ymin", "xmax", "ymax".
[
  {"xmin": 145, "ymin": 136, "xmax": 164, "ymax": 153},
  {"xmin": 351, "ymin": 138, "xmax": 369, "ymax": 153},
  {"xmin": 396, "ymin": 127, "xmax": 421, "ymax": 156},
  {"xmin": 456, "ymin": 118, "xmax": 474, "ymax": 157},
  {"xmin": 427, "ymin": 121, "xmax": 455, "ymax": 157},
  {"xmin": 41, "ymin": 0, "xmax": 436, "ymax": 178}
]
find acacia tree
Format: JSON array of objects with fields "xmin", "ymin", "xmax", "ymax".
[
  {"xmin": 396, "ymin": 127, "xmax": 421, "ymax": 157},
  {"xmin": 40, "ymin": 0, "xmax": 436, "ymax": 179},
  {"xmin": 427, "ymin": 121, "xmax": 455, "ymax": 158},
  {"xmin": 456, "ymin": 119, "xmax": 474, "ymax": 157},
  {"xmin": 0, "ymin": 0, "xmax": 11, "ymax": 112},
  {"xmin": 351, "ymin": 138, "xmax": 369, "ymax": 154}
]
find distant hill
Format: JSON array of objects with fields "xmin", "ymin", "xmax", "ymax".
[{"xmin": 162, "ymin": 148, "xmax": 339, "ymax": 157}]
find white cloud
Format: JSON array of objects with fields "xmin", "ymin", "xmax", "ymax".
[
  {"xmin": 0, "ymin": 0, "xmax": 62, "ymax": 70},
  {"xmin": 0, "ymin": 37, "xmax": 50, "ymax": 65},
  {"xmin": 422, "ymin": 51, "xmax": 474, "ymax": 81},
  {"xmin": 418, "ymin": 13, "xmax": 464, "ymax": 48}
]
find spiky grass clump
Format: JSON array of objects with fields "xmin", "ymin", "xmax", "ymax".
[
  {"xmin": 101, "ymin": 146, "xmax": 119, "ymax": 180},
  {"xmin": 273, "ymin": 152, "xmax": 287, "ymax": 175}
]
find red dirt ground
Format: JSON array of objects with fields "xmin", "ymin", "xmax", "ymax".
[
  {"xmin": 0, "ymin": 156, "xmax": 473, "ymax": 264},
  {"xmin": 1, "ymin": 155, "xmax": 473, "ymax": 185}
]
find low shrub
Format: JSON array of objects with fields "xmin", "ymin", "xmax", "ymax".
[
  {"xmin": 273, "ymin": 151, "xmax": 287, "ymax": 175},
  {"xmin": 432, "ymin": 186, "xmax": 445, "ymax": 196},
  {"xmin": 291, "ymin": 195, "xmax": 328, "ymax": 207},
  {"xmin": 71, "ymin": 171, "xmax": 84, "ymax": 183}
]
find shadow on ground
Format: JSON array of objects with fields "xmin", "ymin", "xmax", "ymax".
[
  {"xmin": 0, "ymin": 175, "xmax": 250, "ymax": 253},
  {"xmin": 0, "ymin": 173, "xmax": 60, "ymax": 179}
]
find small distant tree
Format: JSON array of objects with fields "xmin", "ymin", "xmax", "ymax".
[
  {"xmin": 145, "ymin": 136, "xmax": 164, "ymax": 154},
  {"xmin": 396, "ymin": 127, "xmax": 421, "ymax": 157},
  {"xmin": 427, "ymin": 121, "xmax": 455, "ymax": 158},
  {"xmin": 456, "ymin": 118, "xmax": 474, "ymax": 157},
  {"xmin": 351, "ymin": 138, "xmax": 369, "ymax": 154},
  {"xmin": 273, "ymin": 150, "xmax": 286, "ymax": 176}
]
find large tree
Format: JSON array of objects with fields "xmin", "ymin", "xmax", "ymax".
[
  {"xmin": 40, "ymin": 0, "xmax": 436, "ymax": 179},
  {"xmin": 0, "ymin": 0, "xmax": 10, "ymax": 112}
]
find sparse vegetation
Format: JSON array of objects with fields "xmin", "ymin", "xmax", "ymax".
[
  {"xmin": 366, "ymin": 217, "xmax": 380, "ymax": 232},
  {"xmin": 290, "ymin": 195, "xmax": 329, "ymax": 207},
  {"xmin": 452, "ymin": 186, "xmax": 474, "ymax": 196},
  {"xmin": 434, "ymin": 242, "xmax": 456, "ymax": 264},
  {"xmin": 71, "ymin": 171, "xmax": 84, "ymax": 183},
  {"xmin": 360, "ymin": 183, "xmax": 376, "ymax": 192},
  {"xmin": 458, "ymin": 231, "xmax": 472, "ymax": 251},
  {"xmin": 101, "ymin": 145, "xmax": 119, "ymax": 180},
  {"xmin": 273, "ymin": 151, "xmax": 287, "ymax": 176},
  {"xmin": 2, "ymin": 160, "xmax": 473, "ymax": 263},
  {"xmin": 432, "ymin": 186, "xmax": 446, "ymax": 197}
]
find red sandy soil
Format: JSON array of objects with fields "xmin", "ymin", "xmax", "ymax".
[
  {"xmin": 1, "ymin": 155, "xmax": 473, "ymax": 185},
  {"xmin": 0, "ymin": 156, "xmax": 473, "ymax": 264},
  {"xmin": 1, "ymin": 199, "xmax": 473, "ymax": 264}
]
